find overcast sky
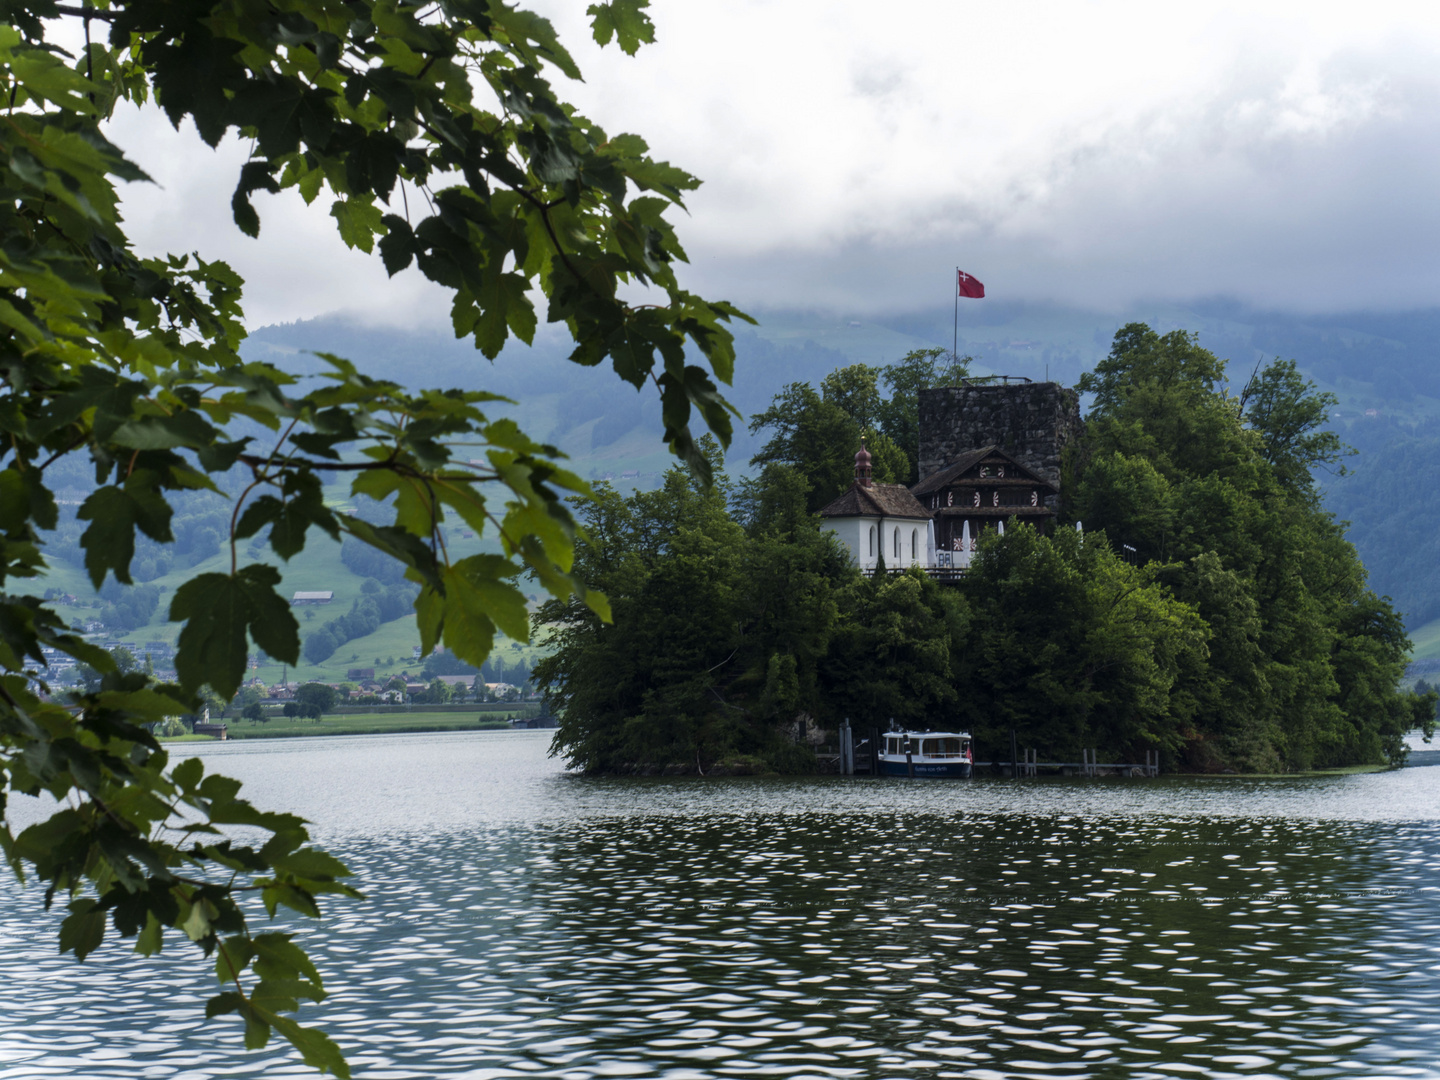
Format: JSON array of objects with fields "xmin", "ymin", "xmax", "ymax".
[{"xmin": 106, "ymin": 1, "xmax": 1440, "ymax": 328}]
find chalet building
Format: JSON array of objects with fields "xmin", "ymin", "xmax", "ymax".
[
  {"xmin": 821, "ymin": 379, "xmax": 1081, "ymax": 577},
  {"xmin": 819, "ymin": 445, "xmax": 934, "ymax": 572},
  {"xmin": 911, "ymin": 445, "xmax": 1058, "ymax": 563}
]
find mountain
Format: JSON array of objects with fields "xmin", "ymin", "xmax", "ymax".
[{"xmin": 35, "ymin": 300, "xmax": 1440, "ymax": 662}]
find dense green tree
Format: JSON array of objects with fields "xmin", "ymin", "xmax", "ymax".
[
  {"xmin": 1074, "ymin": 323, "xmax": 1430, "ymax": 769},
  {"xmin": 295, "ymin": 682, "xmax": 338, "ymax": 717},
  {"xmin": 749, "ymin": 348, "xmax": 970, "ymax": 505},
  {"xmin": 820, "ymin": 364, "xmax": 884, "ymax": 431},
  {"xmin": 748, "ymin": 382, "xmax": 907, "ymax": 510},
  {"xmin": 1241, "ymin": 358, "xmax": 1354, "ymax": 492},
  {"xmin": 824, "ymin": 568, "xmax": 970, "ymax": 730},
  {"xmin": 874, "ymin": 348, "xmax": 970, "ymax": 483},
  {"xmin": 0, "ymin": 1, "xmax": 743, "ymax": 1071},
  {"xmin": 958, "ymin": 525, "xmax": 1207, "ymax": 765},
  {"xmin": 539, "ymin": 453, "xmax": 851, "ymax": 773}
]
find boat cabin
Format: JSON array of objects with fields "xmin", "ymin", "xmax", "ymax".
[
  {"xmin": 878, "ymin": 729, "xmax": 974, "ymax": 778},
  {"xmin": 883, "ymin": 733, "xmax": 969, "ymax": 759}
]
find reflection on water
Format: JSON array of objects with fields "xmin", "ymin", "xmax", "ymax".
[{"xmin": 3, "ymin": 731, "xmax": 1440, "ymax": 1078}]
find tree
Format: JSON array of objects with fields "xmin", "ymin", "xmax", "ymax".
[
  {"xmin": 0, "ymin": 1, "xmax": 742, "ymax": 1074},
  {"xmin": 824, "ymin": 567, "xmax": 970, "ymax": 730},
  {"xmin": 749, "ymin": 382, "xmax": 908, "ymax": 512},
  {"xmin": 539, "ymin": 452, "xmax": 851, "ymax": 774},
  {"xmin": 294, "ymin": 683, "xmax": 338, "ymax": 717},
  {"xmin": 421, "ymin": 677, "xmax": 452, "ymax": 704},
  {"xmin": 1073, "ymin": 324, "xmax": 1421, "ymax": 770},
  {"xmin": 1241, "ymin": 358, "xmax": 1355, "ymax": 492},
  {"xmin": 874, "ymin": 348, "xmax": 970, "ymax": 483}
]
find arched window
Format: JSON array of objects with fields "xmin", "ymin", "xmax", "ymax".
[
  {"xmin": 893, "ymin": 527, "xmax": 900, "ymax": 559},
  {"xmin": 869, "ymin": 526, "xmax": 875, "ymax": 558},
  {"xmin": 911, "ymin": 529, "xmax": 918, "ymax": 562}
]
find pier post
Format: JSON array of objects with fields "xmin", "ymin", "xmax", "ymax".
[
  {"xmin": 1010, "ymin": 727, "xmax": 1018, "ymax": 780},
  {"xmin": 871, "ymin": 728, "xmax": 882, "ymax": 775},
  {"xmin": 840, "ymin": 719, "xmax": 853, "ymax": 775}
]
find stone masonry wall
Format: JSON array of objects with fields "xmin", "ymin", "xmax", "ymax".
[{"xmin": 918, "ymin": 382, "xmax": 1083, "ymax": 488}]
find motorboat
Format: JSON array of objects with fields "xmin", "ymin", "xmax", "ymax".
[{"xmin": 878, "ymin": 730, "xmax": 973, "ymax": 778}]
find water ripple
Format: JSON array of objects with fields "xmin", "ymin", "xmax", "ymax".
[{"xmin": 3, "ymin": 734, "xmax": 1440, "ymax": 1078}]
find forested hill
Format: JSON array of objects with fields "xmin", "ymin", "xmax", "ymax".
[{"xmin": 243, "ymin": 303, "xmax": 1440, "ymax": 643}]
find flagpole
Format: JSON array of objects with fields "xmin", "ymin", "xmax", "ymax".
[{"xmin": 953, "ymin": 267, "xmax": 959, "ymax": 363}]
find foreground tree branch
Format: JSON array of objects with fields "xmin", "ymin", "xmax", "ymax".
[{"xmin": 0, "ymin": 1, "xmax": 746, "ymax": 1073}]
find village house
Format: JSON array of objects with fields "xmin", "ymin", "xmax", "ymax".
[{"xmin": 821, "ymin": 378, "xmax": 1082, "ymax": 576}]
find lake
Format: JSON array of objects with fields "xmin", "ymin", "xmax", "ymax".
[{"xmin": 3, "ymin": 730, "xmax": 1440, "ymax": 1078}]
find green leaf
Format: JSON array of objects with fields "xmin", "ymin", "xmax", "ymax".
[
  {"xmin": 172, "ymin": 756, "xmax": 204, "ymax": 794},
  {"xmin": 268, "ymin": 1015, "xmax": 351, "ymax": 1079},
  {"xmin": 134, "ymin": 912, "xmax": 164, "ymax": 957},
  {"xmin": 206, "ymin": 991, "xmax": 247, "ymax": 1020},
  {"xmin": 588, "ymin": 0, "xmax": 656, "ymax": 56},
  {"xmin": 253, "ymin": 932, "xmax": 323, "ymax": 985},
  {"xmin": 170, "ymin": 566, "xmax": 300, "ymax": 697},
  {"xmin": 234, "ymin": 473, "xmax": 338, "ymax": 559},
  {"xmin": 59, "ymin": 899, "xmax": 106, "ymax": 960},
  {"xmin": 76, "ymin": 481, "xmax": 173, "ymax": 588},
  {"xmin": 269, "ymin": 847, "xmax": 352, "ymax": 883},
  {"xmin": 330, "ymin": 198, "xmax": 384, "ymax": 253}
]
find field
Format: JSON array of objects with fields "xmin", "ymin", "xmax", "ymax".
[{"xmin": 170, "ymin": 708, "xmax": 540, "ymax": 740}]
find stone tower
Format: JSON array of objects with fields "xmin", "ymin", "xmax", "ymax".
[{"xmin": 917, "ymin": 381, "xmax": 1082, "ymax": 488}]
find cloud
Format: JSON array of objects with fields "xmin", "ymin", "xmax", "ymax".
[{"xmin": 102, "ymin": 1, "xmax": 1440, "ymax": 326}]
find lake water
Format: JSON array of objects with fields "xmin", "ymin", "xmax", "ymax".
[{"xmin": 4, "ymin": 731, "xmax": 1440, "ymax": 1079}]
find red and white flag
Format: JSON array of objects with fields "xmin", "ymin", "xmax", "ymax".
[{"xmin": 957, "ymin": 270, "xmax": 985, "ymax": 299}]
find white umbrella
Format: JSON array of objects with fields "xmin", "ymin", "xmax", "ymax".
[
  {"xmin": 959, "ymin": 519, "xmax": 971, "ymax": 569},
  {"xmin": 998, "ymin": 519, "xmax": 1005, "ymax": 537}
]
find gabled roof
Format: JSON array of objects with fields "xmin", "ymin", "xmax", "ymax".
[
  {"xmin": 911, "ymin": 445, "xmax": 1058, "ymax": 497},
  {"xmin": 819, "ymin": 481, "xmax": 931, "ymax": 520}
]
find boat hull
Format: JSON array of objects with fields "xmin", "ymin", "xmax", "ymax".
[{"xmin": 880, "ymin": 759, "xmax": 972, "ymax": 778}]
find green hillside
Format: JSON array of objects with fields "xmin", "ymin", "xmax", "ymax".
[
  {"xmin": 32, "ymin": 474, "xmax": 548, "ymax": 687},
  {"xmin": 32, "ymin": 302, "xmax": 1440, "ymax": 673}
]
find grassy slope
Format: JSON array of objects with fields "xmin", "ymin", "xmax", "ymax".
[
  {"xmin": 37, "ymin": 476, "xmax": 550, "ymax": 683},
  {"xmin": 1405, "ymin": 616, "xmax": 1440, "ymax": 662}
]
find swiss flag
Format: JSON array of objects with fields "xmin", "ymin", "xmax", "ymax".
[{"xmin": 957, "ymin": 270, "xmax": 985, "ymax": 299}]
